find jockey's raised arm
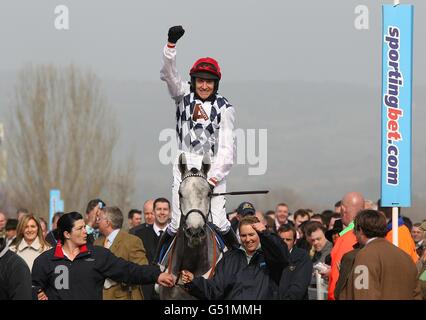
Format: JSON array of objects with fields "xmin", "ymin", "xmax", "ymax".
[{"xmin": 160, "ymin": 41, "xmax": 190, "ymax": 101}]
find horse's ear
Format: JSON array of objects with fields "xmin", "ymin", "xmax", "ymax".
[
  {"xmin": 179, "ymin": 153, "xmax": 188, "ymax": 176},
  {"xmin": 201, "ymin": 154, "xmax": 211, "ymax": 176}
]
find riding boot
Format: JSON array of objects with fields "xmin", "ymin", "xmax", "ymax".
[
  {"xmin": 153, "ymin": 231, "xmax": 175, "ymax": 265},
  {"xmin": 221, "ymin": 228, "xmax": 240, "ymax": 251}
]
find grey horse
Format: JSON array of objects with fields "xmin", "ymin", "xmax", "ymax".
[{"xmin": 159, "ymin": 153, "xmax": 224, "ymax": 300}]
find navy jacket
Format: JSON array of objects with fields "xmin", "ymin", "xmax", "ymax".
[
  {"xmin": 32, "ymin": 243, "xmax": 161, "ymax": 300},
  {"xmin": 279, "ymin": 246, "xmax": 313, "ymax": 300},
  {"xmin": 187, "ymin": 231, "xmax": 289, "ymax": 300}
]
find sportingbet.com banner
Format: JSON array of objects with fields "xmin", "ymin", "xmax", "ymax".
[{"xmin": 381, "ymin": 4, "xmax": 413, "ymax": 207}]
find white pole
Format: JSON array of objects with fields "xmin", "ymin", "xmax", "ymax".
[
  {"xmin": 315, "ymin": 271, "xmax": 323, "ymax": 300},
  {"xmin": 392, "ymin": 207, "xmax": 399, "ymax": 246}
]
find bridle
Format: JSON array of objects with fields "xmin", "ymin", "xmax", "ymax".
[{"xmin": 179, "ymin": 171, "xmax": 212, "ymax": 226}]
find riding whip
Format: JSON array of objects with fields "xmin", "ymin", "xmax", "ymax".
[{"xmin": 212, "ymin": 190, "xmax": 269, "ymax": 197}]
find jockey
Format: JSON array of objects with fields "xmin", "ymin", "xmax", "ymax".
[{"xmin": 156, "ymin": 25, "xmax": 239, "ymax": 262}]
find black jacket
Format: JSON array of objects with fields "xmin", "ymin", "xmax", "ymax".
[
  {"xmin": 187, "ymin": 231, "xmax": 289, "ymax": 300},
  {"xmin": 279, "ymin": 247, "xmax": 313, "ymax": 300},
  {"xmin": 31, "ymin": 243, "xmax": 161, "ymax": 300},
  {"xmin": 0, "ymin": 240, "xmax": 32, "ymax": 300},
  {"xmin": 130, "ymin": 224, "xmax": 159, "ymax": 264}
]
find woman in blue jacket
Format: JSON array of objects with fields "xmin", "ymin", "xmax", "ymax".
[{"xmin": 181, "ymin": 216, "xmax": 289, "ymax": 300}]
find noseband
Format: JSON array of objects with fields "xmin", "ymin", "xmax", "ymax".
[
  {"xmin": 179, "ymin": 171, "xmax": 211, "ymax": 226},
  {"xmin": 182, "ymin": 208, "xmax": 208, "ymax": 226}
]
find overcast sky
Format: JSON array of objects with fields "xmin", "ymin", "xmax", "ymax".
[
  {"xmin": 1, "ymin": 0, "xmax": 425, "ymax": 219},
  {"xmin": 1, "ymin": 1, "xmax": 425, "ymax": 83}
]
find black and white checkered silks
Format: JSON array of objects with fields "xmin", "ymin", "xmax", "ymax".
[{"xmin": 170, "ymin": 92, "xmax": 235, "ymax": 234}]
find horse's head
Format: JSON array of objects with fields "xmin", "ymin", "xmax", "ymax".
[{"xmin": 178, "ymin": 153, "xmax": 212, "ymax": 248}]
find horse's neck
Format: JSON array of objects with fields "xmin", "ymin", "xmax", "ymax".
[
  {"xmin": 182, "ymin": 237, "xmax": 209, "ymax": 270},
  {"xmin": 172, "ymin": 232, "xmax": 212, "ymax": 276}
]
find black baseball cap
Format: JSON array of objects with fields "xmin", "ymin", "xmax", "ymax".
[{"xmin": 237, "ymin": 202, "xmax": 256, "ymax": 217}]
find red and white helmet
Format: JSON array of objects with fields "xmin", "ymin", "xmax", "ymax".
[{"xmin": 189, "ymin": 57, "xmax": 221, "ymax": 81}]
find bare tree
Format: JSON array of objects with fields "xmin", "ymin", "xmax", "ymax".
[
  {"xmin": 105, "ymin": 153, "xmax": 137, "ymax": 217},
  {"xmin": 6, "ymin": 64, "xmax": 135, "ymax": 219}
]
